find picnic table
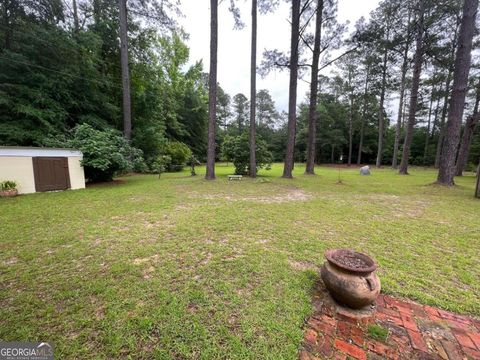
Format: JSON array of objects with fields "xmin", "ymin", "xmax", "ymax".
[{"xmin": 228, "ymin": 175, "xmax": 242, "ymax": 181}]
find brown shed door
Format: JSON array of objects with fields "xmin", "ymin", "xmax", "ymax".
[{"xmin": 32, "ymin": 157, "xmax": 71, "ymax": 192}]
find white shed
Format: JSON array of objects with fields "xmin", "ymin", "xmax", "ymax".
[{"xmin": 0, "ymin": 147, "xmax": 86, "ymax": 194}]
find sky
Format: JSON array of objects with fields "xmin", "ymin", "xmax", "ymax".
[{"xmin": 178, "ymin": 0, "xmax": 381, "ymax": 112}]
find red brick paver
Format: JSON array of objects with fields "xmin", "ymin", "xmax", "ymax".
[{"xmin": 299, "ymin": 287, "xmax": 480, "ymax": 359}]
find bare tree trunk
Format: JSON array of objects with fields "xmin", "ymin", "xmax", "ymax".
[
  {"xmin": 206, "ymin": 0, "xmax": 218, "ymax": 180},
  {"xmin": 430, "ymin": 86, "xmax": 442, "ymax": 140},
  {"xmin": 476, "ymin": 159, "xmax": 480, "ymax": 198},
  {"xmin": 399, "ymin": 0, "xmax": 425, "ymax": 175},
  {"xmin": 3, "ymin": 0, "xmax": 11, "ymax": 50},
  {"xmin": 376, "ymin": 41, "xmax": 389, "ymax": 168},
  {"xmin": 72, "ymin": 0, "xmax": 80, "ymax": 33},
  {"xmin": 401, "ymin": 89, "xmax": 409, "ymax": 127},
  {"xmin": 434, "ymin": 71, "xmax": 452, "ymax": 168},
  {"xmin": 348, "ymin": 84, "xmax": 354, "ymax": 166},
  {"xmin": 423, "ymin": 83, "xmax": 436, "ymax": 164},
  {"xmin": 282, "ymin": 0, "xmax": 300, "ymax": 178},
  {"xmin": 392, "ymin": 10, "xmax": 411, "ymax": 168},
  {"xmin": 249, "ymin": 0, "xmax": 257, "ymax": 178},
  {"xmin": 357, "ymin": 64, "xmax": 370, "ymax": 165},
  {"xmin": 118, "ymin": 0, "xmax": 132, "ymax": 140},
  {"xmin": 392, "ymin": 52, "xmax": 409, "ymax": 168},
  {"xmin": 437, "ymin": 0, "xmax": 477, "ymax": 186},
  {"xmin": 305, "ymin": 0, "xmax": 323, "ymax": 175},
  {"xmin": 455, "ymin": 80, "xmax": 480, "ymax": 175}
]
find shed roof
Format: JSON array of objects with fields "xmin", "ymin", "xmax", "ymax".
[{"xmin": 0, "ymin": 147, "xmax": 83, "ymax": 158}]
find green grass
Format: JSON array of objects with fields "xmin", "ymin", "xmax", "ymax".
[
  {"xmin": 367, "ymin": 324, "xmax": 389, "ymax": 343},
  {"xmin": 1, "ymin": 163, "xmax": 479, "ymax": 359}
]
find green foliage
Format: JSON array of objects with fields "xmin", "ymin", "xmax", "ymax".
[
  {"xmin": 67, "ymin": 124, "xmax": 146, "ymax": 182},
  {"xmin": 162, "ymin": 141, "xmax": 192, "ymax": 171},
  {"xmin": 221, "ymin": 133, "xmax": 273, "ymax": 175},
  {"xmin": 368, "ymin": 324, "xmax": 389, "ymax": 342},
  {"xmin": 0, "ymin": 180, "xmax": 17, "ymax": 190},
  {"xmin": 152, "ymin": 155, "xmax": 172, "ymax": 177},
  {"xmin": 0, "ymin": 4, "xmax": 207, "ymax": 170},
  {"xmin": 188, "ymin": 155, "xmax": 200, "ymax": 176},
  {"xmin": 220, "ymin": 135, "xmax": 236, "ymax": 164}
]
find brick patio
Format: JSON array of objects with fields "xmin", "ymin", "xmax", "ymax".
[{"xmin": 299, "ymin": 283, "xmax": 480, "ymax": 359}]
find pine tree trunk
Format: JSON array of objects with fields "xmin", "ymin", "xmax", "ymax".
[
  {"xmin": 348, "ymin": 89, "xmax": 353, "ymax": 166},
  {"xmin": 305, "ymin": 0, "xmax": 323, "ymax": 175},
  {"xmin": 392, "ymin": 63, "xmax": 408, "ymax": 167},
  {"xmin": 423, "ymin": 83, "xmax": 436, "ymax": 164},
  {"xmin": 376, "ymin": 43, "xmax": 388, "ymax": 168},
  {"xmin": 249, "ymin": 0, "xmax": 257, "ymax": 178},
  {"xmin": 437, "ymin": 0, "xmax": 477, "ymax": 186},
  {"xmin": 72, "ymin": 0, "xmax": 80, "ymax": 34},
  {"xmin": 430, "ymin": 87, "xmax": 443, "ymax": 141},
  {"xmin": 392, "ymin": 10, "xmax": 411, "ymax": 169},
  {"xmin": 206, "ymin": 0, "xmax": 218, "ymax": 180},
  {"xmin": 3, "ymin": 0, "xmax": 10, "ymax": 50},
  {"xmin": 399, "ymin": 0, "xmax": 425, "ymax": 175},
  {"xmin": 357, "ymin": 64, "xmax": 370, "ymax": 165},
  {"xmin": 282, "ymin": 0, "xmax": 301, "ymax": 178},
  {"xmin": 434, "ymin": 71, "xmax": 452, "ymax": 168},
  {"xmin": 118, "ymin": 0, "xmax": 132, "ymax": 140},
  {"xmin": 476, "ymin": 160, "xmax": 480, "ymax": 198},
  {"xmin": 455, "ymin": 80, "xmax": 480, "ymax": 176}
]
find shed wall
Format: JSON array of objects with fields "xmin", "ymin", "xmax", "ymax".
[
  {"xmin": 0, "ymin": 156, "xmax": 36, "ymax": 194},
  {"xmin": 68, "ymin": 157, "xmax": 86, "ymax": 190}
]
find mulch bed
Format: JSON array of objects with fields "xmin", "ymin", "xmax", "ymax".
[{"xmin": 299, "ymin": 283, "xmax": 480, "ymax": 360}]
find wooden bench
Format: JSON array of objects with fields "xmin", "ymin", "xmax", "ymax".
[{"xmin": 228, "ymin": 175, "xmax": 242, "ymax": 181}]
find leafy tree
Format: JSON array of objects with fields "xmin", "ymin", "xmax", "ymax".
[
  {"xmin": 221, "ymin": 133, "xmax": 272, "ymax": 175},
  {"xmin": 162, "ymin": 141, "xmax": 192, "ymax": 171},
  {"xmin": 232, "ymin": 93, "xmax": 249, "ymax": 134},
  {"xmin": 256, "ymin": 89, "xmax": 279, "ymax": 127},
  {"xmin": 67, "ymin": 123, "xmax": 145, "ymax": 182}
]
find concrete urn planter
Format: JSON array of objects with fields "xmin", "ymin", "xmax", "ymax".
[
  {"xmin": 0, "ymin": 189, "xmax": 18, "ymax": 198},
  {"xmin": 321, "ymin": 249, "xmax": 381, "ymax": 309}
]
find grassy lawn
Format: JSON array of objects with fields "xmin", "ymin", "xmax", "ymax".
[{"xmin": 1, "ymin": 164, "xmax": 479, "ymax": 359}]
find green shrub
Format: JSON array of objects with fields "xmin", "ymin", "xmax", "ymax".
[
  {"xmin": 221, "ymin": 133, "xmax": 273, "ymax": 175},
  {"xmin": 465, "ymin": 162, "xmax": 478, "ymax": 172},
  {"xmin": 67, "ymin": 124, "xmax": 147, "ymax": 182},
  {"xmin": 151, "ymin": 155, "xmax": 172, "ymax": 176},
  {"xmin": 0, "ymin": 180, "xmax": 17, "ymax": 190},
  {"xmin": 162, "ymin": 141, "xmax": 192, "ymax": 172}
]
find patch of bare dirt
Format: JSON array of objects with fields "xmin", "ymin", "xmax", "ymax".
[
  {"xmin": 2, "ymin": 257, "xmax": 18, "ymax": 266},
  {"xmin": 199, "ymin": 252, "xmax": 212, "ymax": 265},
  {"xmin": 142, "ymin": 265, "xmax": 155, "ymax": 279},
  {"xmin": 133, "ymin": 254, "xmax": 159, "ymax": 265},
  {"xmin": 190, "ymin": 188, "xmax": 313, "ymax": 204},
  {"xmin": 288, "ymin": 260, "xmax": 318, "ymax": 272}
]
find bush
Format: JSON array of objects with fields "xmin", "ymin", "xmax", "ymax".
[
  {"xmin": 162, "ymin": 141, "xmax": 192, "ymax": 172},
  {"xmin": 151, "ymin": 155, "xmax": 172, "ymax": 177},
  {"xmin": 68, "ymin": 124, "xmax": 147, "ymax": 182},
  {"xmin": 0, "ymin": 180, "xmax": 17, "ymax": 190},
  {"xmin": 221, "ymin": 133, "xmax": 273, "ymax": 175}
]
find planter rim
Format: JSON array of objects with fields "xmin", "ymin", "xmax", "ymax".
[
  {"xmin": 0, "ymin": 188, "xmax": 18, "ymax": 197},
  {"xmin": 325, "ymin": 249, "xmax": 377, "ymax": 273}
]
